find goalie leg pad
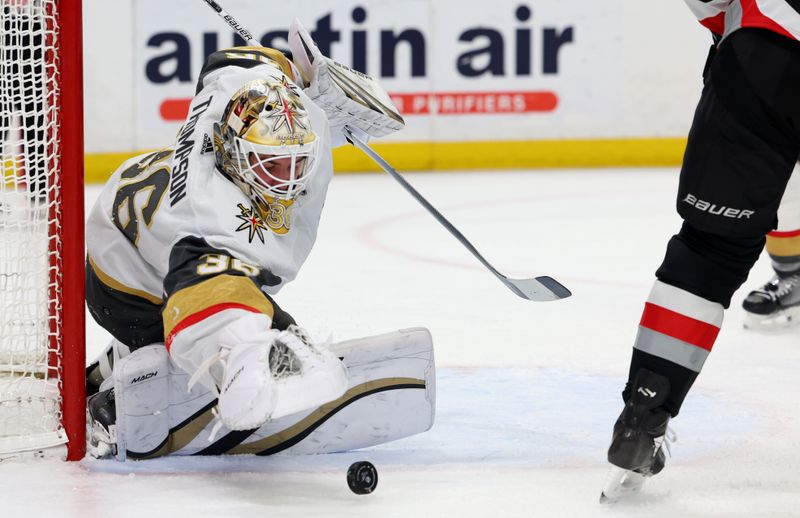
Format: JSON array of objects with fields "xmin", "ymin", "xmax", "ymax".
[
  {"xmin": 86, "ymin": 338, "xmax": 131, "ymax": 396},
  {"xmin": 101, "ymin": 329, "xmax": 435, "ymax": 458},
  {"xmin": 301, "ymin": 326, "xmax": 436, "ymax": 453},
  {"xmin": 111, "ymin": 344, "xmax": 171, "ymax": 461}
]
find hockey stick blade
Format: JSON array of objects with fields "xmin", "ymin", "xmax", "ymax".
[
  {"xmin": 344, "ymin": 127, "xmax": 571, "ymax": 302},
  {"xmin": 504, "ymin": 276, "xmax": 571, "ymax": 302}
]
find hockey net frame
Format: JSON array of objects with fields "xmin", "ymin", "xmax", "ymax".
[{"xmin": 0, "ymin": 0, "xmax": 85, "ymax": 461}]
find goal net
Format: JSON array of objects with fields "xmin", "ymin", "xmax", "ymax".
[{"xmin": 0, "ymin": 0, "xmax": 85, "ymax": 461}]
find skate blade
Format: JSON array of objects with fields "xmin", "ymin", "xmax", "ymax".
[
  {"xmin": 743, "ymin": 307, "xmax": 800, "ymax": 333},
  {"xmin": 599, "ymin": 465, "xmax": 648, "ymax": 503}
]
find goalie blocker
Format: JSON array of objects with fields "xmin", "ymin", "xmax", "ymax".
[
  {"xmin": 88, "ymin": 328, "xmax": 435, "ymax": 460},
  {"xmin": 287, "ymin": 18, "xmax": 404, "ymax": 145}
]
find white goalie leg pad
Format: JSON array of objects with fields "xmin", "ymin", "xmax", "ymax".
[
  {"xmin": 110, "ymin": 328, "xmax": 434, "ymax": 457},
  {"xmin": 288, "ymin": 18, "xmax": 404, "ymax": 142},
  {"xmin": 111, "ymin": 345, "xmax": 171, "ymax": 461},
  {"xmin": 235, "ymin": 327, "xmax": 436, "ymax": 455},
  {"xmin": 307, "ymin": 326, "xmax": 436, "ymax": 452},
  {"xmin": 90, "ymin": 338, "xmax": 131, "ymax": 380}
]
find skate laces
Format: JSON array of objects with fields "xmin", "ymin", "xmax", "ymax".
[
  {"xmin": 664, "ymin": 425, "xmax": 677, "ymax": 456},
  {"xmin": 776, "ymin": 275, "xmax": 800, "ymax": 298},
  {"xmin": 756, "ymin": 275, "xmax": 799, "ymax": 301},
  {"xmin": 655, "ymin": 425, "xmax": 677, "ymax": 458}
]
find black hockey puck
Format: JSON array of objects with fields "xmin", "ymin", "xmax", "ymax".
[{"xmin": 347, "ymin": 461, "xmax": 378, "ymax": 495}]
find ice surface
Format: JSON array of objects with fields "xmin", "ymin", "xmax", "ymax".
[{"xmin": 3, "ymin": 168, "xmax": 799, "ymax": 517}]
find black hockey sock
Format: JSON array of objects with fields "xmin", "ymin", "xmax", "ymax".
[
  {"xmin": 656, "ymin": 222, "xmax": 764, "ymax": 308},
  {"xmin": 624, "ymin": 348, "xmax": 698, "ymax": 418}
]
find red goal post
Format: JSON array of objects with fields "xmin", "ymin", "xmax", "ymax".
[{"xmin": 0, "ymin": 0, "xmax": 85, "ymax": 461}]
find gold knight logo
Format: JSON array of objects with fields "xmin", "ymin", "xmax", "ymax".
[
  {"xmin": 235, "ymin": 203, "xmax": 268, "ymax": 243},
  {"xmin": 236, "ymin": 200, "xmax": 292, "ymax": 242}
]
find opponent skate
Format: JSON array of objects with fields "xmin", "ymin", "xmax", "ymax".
[
  {"xmin": 600, "ymin": 368, "xmax": 674, "ymax": 503},
  {"xmin": 742, "ymin": 273, "xmax": 800, "ymax": 331}
]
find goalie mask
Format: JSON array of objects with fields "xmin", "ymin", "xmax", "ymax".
[{"xmin": 214, "ymin": 77, "xmax": 319, "ymax": 205}]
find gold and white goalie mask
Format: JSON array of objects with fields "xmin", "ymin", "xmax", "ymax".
[{"xmin": 214, "ymin": 77, "xmax": 319, "ymax": 206}]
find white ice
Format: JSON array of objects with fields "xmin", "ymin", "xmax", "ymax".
[{"xmin": 5, "ymin": 168, "xmax": 800, "ymax": 517}]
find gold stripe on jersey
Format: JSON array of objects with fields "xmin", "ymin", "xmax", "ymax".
[
  {"xmin": 87, "ymin": 256, "xmax": 163, "ymax": 305},
  {"xmin": 227, "ymin": 377, "xmax": 427, "ymax": 455},
  {"xmin": 163, "ymin": 274, "xmax": 275, "ymax": 340},
  {"xmin": 766, "ymin": 234, "xmax": 800, "ymax": 258},
  {"xmin": 220, "ymin": 46, "xmax": 296, "ymax": 82}
]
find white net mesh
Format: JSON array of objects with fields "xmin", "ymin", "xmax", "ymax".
[{"xmin": 0, "ymin": 0, "xmax": 67, "ymax": 456}]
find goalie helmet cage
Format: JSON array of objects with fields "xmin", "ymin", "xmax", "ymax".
[{"xmin": 0, "ymin": 0, "xmax": 85, "ymax": 460}]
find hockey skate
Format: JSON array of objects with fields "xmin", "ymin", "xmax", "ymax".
[
  {"xmin": 86, "ymin": 388, "xmax": 117, "ymax": 458},
  {"xmin": 600, "ymin": 368, "xmax": 674, "ymax": 503},
  {"xmin": 742, "ymin": 273, "xmax": 800, "ymax": 331}
]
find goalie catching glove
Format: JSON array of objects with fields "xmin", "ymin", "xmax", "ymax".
[
  {"xmin": 188, "ymin": 317, "xmax": 349, "ymax": 432},
  {"xmin": 288, "ymin": 19, "xmax": 404, "ymax": 139}
]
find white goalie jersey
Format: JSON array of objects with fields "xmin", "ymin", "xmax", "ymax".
[
  {"xmin": 86, "ymin": 48, "xmax": 335, "ymax": 369},
  {"xmin": 86, "ymin": 47, "xmax": 434, "ymax": 460}
]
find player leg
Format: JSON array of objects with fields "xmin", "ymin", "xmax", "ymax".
[
  {"xmin": 742, "ymin": 162, "xmax": 800, "ymax": 330},
  {"xmin": 84, "ymin": 255, "xmax": 168, "ymax": 456},
  {"xmin": 603, "ymin": 28, "xmax": 800, "ymax": 501},
  {"xmin": 86, "ymin": 344, "xmax": 171, "ymax": 459}
]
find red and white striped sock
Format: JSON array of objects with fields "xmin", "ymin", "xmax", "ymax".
[{"xmin": 633, "ymin": 280, "xmax": 724, "ymax": 374}]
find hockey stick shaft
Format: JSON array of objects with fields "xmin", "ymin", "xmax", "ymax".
[
  {"xmin": 343, "ymin": 128, "xmax": 570, "ymax": 302},
  {"xmin": 344, "ymin": 128, "xmax": 514, "ymax": 283},
  {"xmin": 202, "ymin": 0, "xmax": 260, "ymax": 45},
  {"xmin": 200, "ymin": 0, "xmax": 570, "ymax": 301}
]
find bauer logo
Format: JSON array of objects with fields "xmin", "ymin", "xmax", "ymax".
[
  {"xmin": 134, "ymin": 0, "xmax": 621, "ymax": 147},
  {"xmin": 682, "ymin": 194, "xmax": 754, "ymax": 219}
]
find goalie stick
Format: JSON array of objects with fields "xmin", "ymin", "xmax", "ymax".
[
  {"xmin": 199, "ymin": 0, "xmax": 571, "ymax": 302},
  {"xmin": 342, "ymin": 127, "xmax": 570, "ymax": 301}
]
